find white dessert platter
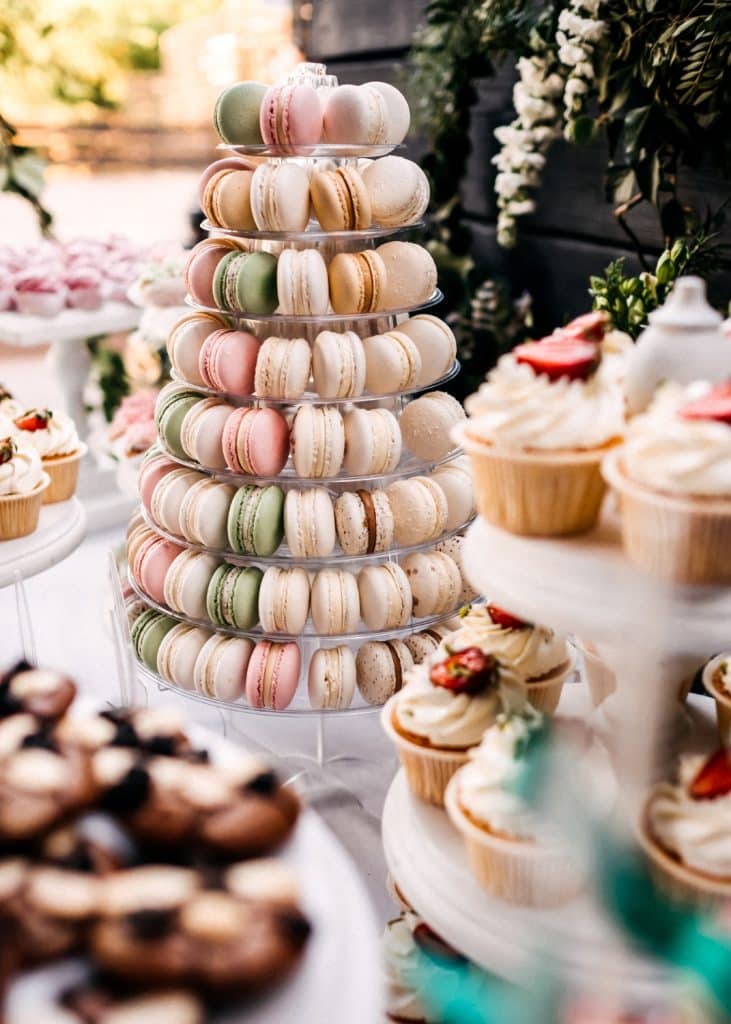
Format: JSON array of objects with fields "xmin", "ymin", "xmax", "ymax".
[
  {"xmin": 5, "ymin": 721, "xmax": 384, "ymax": 1024},
  {"xmin": 186, "ymin": 290, "xmax": 444, "ymax": 325},
  {"xmin": 0, "ymin": 497, "xmax": 86, "ymax": 588},
  {"xmin": 382, "ymin": 686, "xmax": 718, "ymax": 1003},
  {"xmin": 200, "ymin": 217, "xmax": 425, "ymax": 243}
]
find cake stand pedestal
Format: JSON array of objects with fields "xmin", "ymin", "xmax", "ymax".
[
  {"xmin": 462, "ymin": 510, "xmax": 729, "ymax": 782},
  {"xmin": 0, "ymin": 498, "xmax": 86, "ymax": 589}
]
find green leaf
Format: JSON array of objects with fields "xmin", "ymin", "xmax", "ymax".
[
  {"xmin": 9, "ymin": 152, "xmax": 46, "ymax": 197},
  {"xmin": 622, "ymin": 105, "xmax": 651, "ymax": 159},
  {"xmin": 570, "ymin": 115, "xmax": 596, "ymax": 145}
]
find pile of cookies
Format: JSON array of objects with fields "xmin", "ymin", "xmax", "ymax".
[{"xmin": 0, "ymin": 662, "xmax": 310, "ymax": 1019}]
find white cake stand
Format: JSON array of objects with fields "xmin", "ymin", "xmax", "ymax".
[{"xmin": 0, "ymin": 498, "xmax": 86, "ymax": 589}]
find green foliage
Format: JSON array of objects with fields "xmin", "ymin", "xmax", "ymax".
[
  {"xmin": 87, "ymin": 338, "xmax": 130, "ymax": 423},
  {"xmin": 0, "ymin": 115, "xmax": 52, "ymax": 232}
]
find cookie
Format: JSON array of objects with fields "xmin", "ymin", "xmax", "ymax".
[
  {"xmin": 59, "ymin": 983, "xmax": 205, "ymax": 1024},
  {"xmin": 0, "ymin": 662, "xmax": 76, "ymax": 722}
]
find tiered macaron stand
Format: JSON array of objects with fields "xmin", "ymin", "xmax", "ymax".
[
  {"xmin": 382, "ymin": 502, "xmax": 726, "ymax": 1005},
  {"xmin": 111, "ymin": 138, "xmax": 474, "ymax": 791}
]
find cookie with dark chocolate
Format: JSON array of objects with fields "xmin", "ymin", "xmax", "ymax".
[{"xmin": 0, "ymin": 663, "xmax": 76, "ymax": 722}]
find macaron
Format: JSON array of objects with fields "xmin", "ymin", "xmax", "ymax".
[
  {"xmin": 399, "ymin": 391, "xmax": 465, "ymax": 461},
  {"xmin": 214, "ymin": 81, "xmax": 268, "ymax": 145},
  {"xmin": 164, "ymin": 549, "xmax": 219, "ymax": 620},
  {"xmin": 310, "ymin": 569, "xmax": 360, "ymax": 635},
  {"xmin": 254, "ymin": 336, "xmax": 311, "ymax": 399},
  {"xmin": 291, "ymin": 405, "xmax": 345, "ymax": 479},
  {"xmin": 213, "ymin": 251, "xmax": 278, "ymax": 316},
  {"xmin": 194, "ymin": 634, "xmax": 254, "ymax": 701},
  {"xmin": 258, "ymin": 566, "xmax": 310, "ymax": 634},
  {"xmin": 366, "ymin": 82, "xmax": 411, "ymax": 145},
  {"xmin": 312, "ymin": 330, "xmax": 365, "ymax": 398},
  {"xmin": 250, "ymin": 162, "xmax": 311, "ymax": 232},
  {"xmin": 184, "ymin": 238, "xmax": 245, "ymax": 308},
  {"xmin": 385, "ymin": 476, "xmax": 448, "ymax": 547},
  {"xmin": 435, "ymin": 535, "xmax": 478, "ymax": 603},
  {"xmin": 356, "ymin": 639, "xmax": 414, "ymax": 705},
  {"xmin": 155, "ymin": 386, "xmax": 202, "ymax": 459},
  {"xmin": 222, "ymin": 407, "xmax": 290, "ymax": 477},
  {"xmin": 323, "ymin": 84, "xmax": 387, "ymax": 146},
  {"xmin": 276, "ymin": 249, "xmax": 329, "ymax": 316},
  {"xmin": 206, "ymin": 564, "xmax": 263, "ymax": 630},
  {"xmin": 404, "ymin": 626, "xmax": 453, "ymax": 665},
  {"xmin": 168, "ymin": 312, "xmax": 229, "ymax": 386},
  {"xmin": 202, "ymin": 168, "xmax": 256, "ymax": 231},
  {"xmin": 158, "ymin": 624, "xmax": 211, "ymax": 690},
  {"xmin": 308, "ymin": 646, "xmax": 356, "ymax": 710},
  {"xmin": 334, "ymin": 488, "xmax": 394, "ymax": 555},
  {"xmin": 179, "ymin": 477, "xmax": 236, "ymax": 549},
  {"xmin": 259, "ymin": 83, "xmax": 323, "ymax": 149},
  {"xmin": 343, "ymin": 408, "xmax": 401, "ymax": 475},
  {"xmin": 197, "ymin": 157, "xmax": 257, "ymax": 205},
  {"xmin": 328, "ymin": 250, "xmax": 387, "ymax": 315},
  {"xmin": 180, "ymin": 398, "xmax": 233, "ymax": 470},
  {"xmin": 227, "ymin": 484, "xmax": 285, "ymax": 557},
  {"xmin": 430, "ymin": 458, "xmax": 475, "ymax": 531},
  {"xmin": 310, "ymin": 166, "xmax": 372, "ymax": 232},
  {"xmin": 397, "ymin": 315, "xmax": 457, "ymax": 386},
  {"xmin": 376, "ymin": 241, "xmax": 437, "ymax": 310},
  {"xmin": 245, "ymin": 641, "xmax": 301, "ymax": 710},
  {"xmin": 126, "ymin": 523, "xmax": 154, "ymax": 570},
  {"xmin": 132, "ymin": 535, "xmax": 184, "ymax": 605},
  {"xmin": 361, "ymin": 156, "xmax": 429, "ymax": 227},
  {"xmin": 401, "ymin": 550, "xmax": 462, "ymax": 617},
  {"xmin": 363, "ymin": 331, "xmax": 421, "ymax": 394},
  {"xmin": 358, "ymin": 562, "xmax": 412, "ymax": 630},
  {"xmin": 150, "ymin": 468, "xmax": 205, "ymax": 537},
  {"xmin": 198, "ymin": 329, "xmax": 260, "ymax": 397},
  {"xmin": 131, "ymin": 609, "xmax": 177, "ymax": 672},
  {"xmin": 284, "ymin": 488, "xmax": 335, "ymax": 558},
  {"xmin": 138, "ymin": 454, "xmax": 178, "ymax": 513}
]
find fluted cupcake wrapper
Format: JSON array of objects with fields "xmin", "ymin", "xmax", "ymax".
[
  {"xmin": 42, "ymin": 444, "xmax": 87, "ymax": 504},
  {"xmin": 0, "ymin": 476, "xmax": 50, "ymax": 539},
  {"xmin": 524, "ymin": 652, "xmax": 576, "ymax": 714},
  {"xmin": 575, "ymin": 637, "xmax": 617, "ymax": 708},
  {"xmin": 602, "ymin": 450, "xmax": 731, "ymax": 585},
  {"xmin": 444, "ymin": 773, "xmax": 582, "ymax": 907},
  {"xmin": 702, "ymin": 655, "xmax": 731, "ymax": 746},
  {"xmin": 457, "ymin": 428, "xmax": 608, "ymax": 537},
  {"xmin": 381, "ymin": 699, "xmax": 469, "ymax": 807}
]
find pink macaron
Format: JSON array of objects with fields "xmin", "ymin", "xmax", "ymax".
[
  {"xmin": 245, "ymin": 641, "xmax": 300, "ymax": 710},
  {"xmin": 198, "ymin": 329, "xmax": 260, "ymax": 397},
  {"xmin": 222, "ymin": 407, "xmax": 290, "ymax": 477},
  {"xmin": 132, "ymin": 534, "xmax": 184, "ymax": 605},
  {"xmin": 138, "ymin": 455, "xmax": 178, "ymax": 513},
  {"xmin": 184, "ymin": 239, "xmax": 242, "ymax": 308},
  {"xmin": 259, "ymin": 83, "xmax": 323, "ymax": 148},
  {"xmin": 197, "ymin": 157, "xmax": 257, "ymax": 206}
]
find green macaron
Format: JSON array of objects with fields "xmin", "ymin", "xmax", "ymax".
[
  {"xmin": 227, "ymin": 484, "xmax": 284, "ymax": 557},
  {"xmin": 131, "ymin": 609, "xmax": 176, "ymax": 671},
  {"xmin": 213, "ymin": 81, "xmax": 267, "ymax": 145},
  {"xmin": 155, "ymin": 390, "xmax": 200, "ymax": 459},
  {"xmin": 213, "ymin": 251, "xmax": 278, "ymax": 316},
  {"xmin": 206, "ymin": 564, "xmax": 263, "ymax": 629}
]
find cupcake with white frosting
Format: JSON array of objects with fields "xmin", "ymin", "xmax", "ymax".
[
  {"xmin": 457, "ymin": 311, "xmax": 625, "ymax": 535},
  {"xmin": 8, "ymin": 407, "xmax": 86, "ymax": 504},
  {"xmin": 0, "ymin": 436, "xmax": 50, "ymax": 538},
  {"xmin": 702, "ymin": 654, "xmax": 731, "ymax": 742},
  {"xmin": 602, "ymin": 380, "xmax": 731, "ymax": 583},
  {"xmin": 639, "ymin": 746, "xmax": 731, "ymax": 906}
]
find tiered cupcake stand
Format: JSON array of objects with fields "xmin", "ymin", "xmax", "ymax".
[
  {"xmin": 113, "ymin": 138, "xmax": 474, "ymax": 791},
  {"xmin": 382, "ymin": 504, "xmax": 726, "ymax": 1005},
  {"xmin": 0, "ymin": 498, "xmax": 86, "ymax": 589}
]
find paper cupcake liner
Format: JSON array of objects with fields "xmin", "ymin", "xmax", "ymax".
[
  {"xmin": 702, "ymin": 655, "xmax": 731, "ymax": 745},
  {"xmin": 458, "ymin": 430, "xmax": 608, "ymax": 536},
  {"xmin": 381, "ymin": 699, "xmax": 469, "ymax": 807},
  {"xmin": 637, "ymin": 804, "xmax": 731, "ymax": 909},
  {"xmin": 42, "ymin": 445, "xmax": 87, "ymax": 504},
  {"xmin": 525, "ymin": 653, "xmax": 576, "ymax": 713},
  {"xmin": 0, "ymin": 476, "xmax": 50, "ymax": 539},
  {"xmin": 575, "ymin": 638, "xmax": 616, "ymax": 707},
  {"xmin": 602, "ymin": 451, "xmax": 731, "ymax": 585},
  {"xmin": 444, "ymin": 774, "xmax": 581, "ymax": 906}
]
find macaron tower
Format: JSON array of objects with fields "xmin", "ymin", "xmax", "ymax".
[{"xmin": 124, "ymin": 62, "xmax": 475, "ymax": 718}]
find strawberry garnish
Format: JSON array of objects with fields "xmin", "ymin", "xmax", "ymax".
[
  {"xmin": 413, "ymin": 922, "xmax": 467, "ymax": 964},
  {"xmin": 514, "ymin": 339, "xmax": 600, "ymax": 381},
  {"xmin": 14, "ymin": 408, "xmax": 52, "ymax": 432},
  {"xmin": 689, "ymin": 748, "xmax": 731, "ymax": 800},
  {"xmin": 680, "ymin": 384, "xmax": 731, "ymax": 426},
  {"xmin": 487, "ymin": 604, "xmax": 530, "ymax": 629},
  {"xmin": 429, "ymin": 647, "xmax": 498, "ymax": 694},
  {"xmin": 0, "ymin": 437, "xmax": 16, "ymax": 465},
  {"xmin": 561, "ymin": 311, "xmax": 609, "ymax": 343}
]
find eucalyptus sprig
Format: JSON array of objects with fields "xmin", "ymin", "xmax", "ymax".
[{"xmin": 0, "ymin": 114, "xmax": 52, "ymax": 233}]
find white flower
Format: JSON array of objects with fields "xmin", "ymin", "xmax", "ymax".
[
  {"xmin": 513, "ymin": 91, "xmax": 558, "ymax": 123},
  {"xmin": 505, "ymin": 198, "xmax": 536, "ymax": 216},
  {"xmin": 531, "ymin": 125, "xmax": 560, "ymax": 145},
  {"xmin": 581, "ymin": 0, "xmax": 603, "ymax": 15},
  {"xmin": 495, "ymin": 172, "xmax": 527, "ymax": 197},
  {"xmin": 565, "ymin": 78, "xmax": 589, "ymax": 102},
  {"xmin": 558, "ymin": 42, "xmax": 588, "ymax": 65}
]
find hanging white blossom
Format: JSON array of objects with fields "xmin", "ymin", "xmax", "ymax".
[{"xmin": 557, "ymin": 0, "xmax": 607, "ymax": 141}]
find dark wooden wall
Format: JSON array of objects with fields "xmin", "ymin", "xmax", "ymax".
[{"xmin": 305, "ymin": 0, "xmax": 730, "ymax": 332}]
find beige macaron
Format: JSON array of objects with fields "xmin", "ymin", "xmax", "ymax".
[
  {"xmin": 358, "ymin": 562, "xmax": 412, "ymax": 630},
  {"xmin": 386, "ymin": 475, "xmax": 448, "ymax": 547}
]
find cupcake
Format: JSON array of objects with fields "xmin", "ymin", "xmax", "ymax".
[
  {"xmin": 457, "ymin": 311, "xmax": 625, "ymax": 536},
  {"xmin": 0, "ymin": 437, "xmax": 50, "ymax": 539},
  {"xmin": 639, "ymin": 747, "xmax": 731, "ymax": 906},
  {"xmin": 64, "ymin": 266, "xmax": 104, "ymax": 310},
  {"xmin": 703, "ymin": 654, "xmax": 731, "ymax": 741},
  {"xmin": 10, "ymin": 408, "xmax": 86, "ymax": 504},
  {"xmin": 444, "ymin": 706, "xmax": 584, "ymax": 906},
  {"xmin": 454, "ymin": 603, "xmax": 574, "ymax": 712},
  {"xmin": 13, "ymin": 270, "xmax": 67, "ymax": 318},
  {"xmin": 381, "ymin": 641, "xmax": 514, "ymax": 806},
  {"xmin": 602, "ymin": 380, "xmax": 731, "ymax": 583}
]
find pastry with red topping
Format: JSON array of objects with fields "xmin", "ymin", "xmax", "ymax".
[
  {"xmin": 457, "ymin": 311, "xmax": 625, "ymax": 536},
  {"xmin": 5, "ymin": 405, "xmax": 86, "ymax": 505}
]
